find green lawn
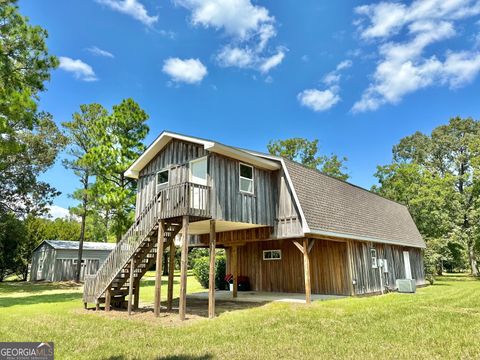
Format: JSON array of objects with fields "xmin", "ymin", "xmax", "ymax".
[{"xmin": 0, "ymin": 274, "xmax": 479, "ymax": 359}]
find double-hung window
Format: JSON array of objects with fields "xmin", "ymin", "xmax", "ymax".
[{"xmin": 239, "ymin": 163, "xmax": 254, "ymax": 194}]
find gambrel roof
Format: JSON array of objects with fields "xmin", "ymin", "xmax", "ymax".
[
  {"xmin": 125, "ymin": 131, "xmax": 425, "ymax": 249},
  {"xmin": 283, "ymin": 159, "xmax": 425, "ymax": 248}
]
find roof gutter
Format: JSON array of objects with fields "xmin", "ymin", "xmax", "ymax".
[{"xmin": 306, "ymin": 229, "xmax": 426, "ymax": 249}]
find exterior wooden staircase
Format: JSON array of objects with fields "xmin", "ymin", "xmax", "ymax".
[{"xmin": 83, "ymin": 182, "xmax": 210, "ymax": 309}]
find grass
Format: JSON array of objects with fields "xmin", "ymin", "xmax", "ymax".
[{"xmin": 0, "ymin": 274, "xmax": 479, "ymax": 359}]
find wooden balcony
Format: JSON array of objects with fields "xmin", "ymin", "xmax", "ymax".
[{"xmin": 156, "ymin": 182, "xmax": 211, "ymax": 221}]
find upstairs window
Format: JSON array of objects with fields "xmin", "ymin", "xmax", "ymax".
[
  {"xmin": 239, "ymin": 163, "xmax": 254, "ymax": 194},
  {"xmin": 157, "ymin": 169, "xmax": 169, "ymax": 188}
]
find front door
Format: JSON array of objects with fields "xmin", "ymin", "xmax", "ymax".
[{"xmin": 189, "ymin": 157, "xmax": 208, "ymax": 210}]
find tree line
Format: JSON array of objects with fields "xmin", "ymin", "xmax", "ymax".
[
  {"xmin": 0, "ymin": 0, "xmax": 478, "ymax": 283},
  {"xmin": 0, "ymin": 1, "xmax": 149, "ymax": 281}
]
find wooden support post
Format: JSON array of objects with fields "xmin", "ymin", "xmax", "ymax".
[
  {"xmin": 83, "ymin": 302, "xmax": 87, "ymax": 310},
  {"xmin": 128, "ymin": 259, "xmax": 134, "ymax": 315},
  {"xmin": 105, "ymin": 288, "xmax": 112, "ymax": 312},
  {"xmin": 232, "ymin": 245, "xmax": 238, "ymax": 298},
  {"xmin": 167, "ymin": 240, "xmax": 176, "ymax": 311},
  {"xmin": 154, "ymin": 221, "xmax": 165, "ymax": 317},
  {"xmin": 133, "ymin": 279, "xmax": 140, "ymax": 310},
  {"xmin": 303, "ymin": 238, "xmax": 311, "ymax": 305},
  {"xmin": 346, "ymin": 240, "xmax": 355, "ymax": 296},
  {"xmin": 208, "ymin": 220, "xmax": 216, "ymax": 319},
  {"xmin": 95, "ymin": 301, "xmax": 100, "ymax": 311},
  {"xmin": 179, "ymin": 216, "xmax": 189, "ymax": 321}
]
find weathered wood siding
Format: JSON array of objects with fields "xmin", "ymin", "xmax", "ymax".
[
  {"xmin": 134, "ymin": 139, "xmax": 305, "ymax": 238},
  {"xmin": 227, "ymin": 239, "xmax": 350, "ymax": 295},
  {"xmin": 135, "ymin": 139, "xmax": 208, "ymax": 217},
  {"xmin": 209, "ymin": 153, "xmax": 275, "ymax": 226},
  {"xmin": 30, "ymin": 246, "xmax": 113, "ymax": 282},
  {"xmin": 275, "ymin": 169, "xmax": 303, "ymax": 237},
  {"xmin": 29, "ymin": 243, "xmax": 56, "ymax": 281},
  {"xmin": 53, "ymin": 249, "xmax": 111, "ymax": 281},
  {"xmin": 349, "ymin": 241, "xmax": 425, "ymax": 295}
]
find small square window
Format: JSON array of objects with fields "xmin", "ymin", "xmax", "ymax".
[
  {"xmin": 263, "ymin": 250, "xmax": 282, "ymax": 260},
  {"xmin": 239, "ymin": 163, "xmax": 254, "ymax": 194},
  {"xmin": 157, "ymin": 169, "xmax": 169, "ymax": 187}
]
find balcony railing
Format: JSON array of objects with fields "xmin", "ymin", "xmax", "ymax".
[{"xmin": 156, "ymin": 182, "xmax": 211, "ymax": 220}]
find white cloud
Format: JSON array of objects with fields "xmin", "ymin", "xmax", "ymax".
[
  {"xmin": 59, "ymin": 57, "xmax": 98, "ymax": 82},
  {"xmin": 177, "ymin": 0, "xmax": 272, "ymax": 39},
  {"xmin": 336, "ymin": 60, "xmax": 353, "ymax": 71},
  {"xmin": 352, "ymin": 0, "xmax": 480, "ymax": 112},
  {"xmin": 216, "ymin": 46, "xmax": 255, "ymax": 68},
  {"xmin": 162, "ymin": 58, "xmax": 208, "ymax": 84},
  {"xmin": 177, "ymin": 0, "xmax": 285, "ymax": 73},
  {"xmin": 96, "ymin": 0, "xmax": 158, "ymax": 27},
  {"xmin": 298, "ymin": 59, "xmax": 352, "ymax": 112},
  {"xmin": 46, "ymin": 205, "xmax": 70, "ymax": 220},
  {"xmin": 87, "ymin": 46, "xmax": 114, "ymax": 58},
  {"xmin": 298, "ymin": 89, "xmax": 340, "ymax": 112},
  {"xmin": 259, "ymin": 50, "xmax": 286, "ymax": 73},
  {"xmin": 355, "ymin": 0, "xmax": 480, "ymax": 40}
]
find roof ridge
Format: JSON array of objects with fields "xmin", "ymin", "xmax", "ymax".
[{"xmin": 282, "ymin": 157, "xmax": 409, "ymax": 209}]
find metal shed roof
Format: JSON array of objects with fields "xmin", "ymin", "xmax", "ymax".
[{"xmin": 37, "ymin": 240, "xmax": 116, "ymax": 252}]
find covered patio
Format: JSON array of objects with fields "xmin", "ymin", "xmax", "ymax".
[{"xmin": 188, "ymin": 290, "xmax": 344, "ymax": 304}]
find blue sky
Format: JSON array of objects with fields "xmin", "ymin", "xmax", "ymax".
[{"xmin": 19, "ymin": 0, "xmax": 480, "ymax": 217}]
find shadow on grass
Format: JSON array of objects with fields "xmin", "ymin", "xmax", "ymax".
[
  {"xmin": 0, "ymin": 281, "xmax": 81, "ymax": 294},
  {"xmin": 0, "ymin": 291, "xmax": 81, "ymax": 307},
  {"xmin": 106, "ymin": 355, "xmax": 213, "ymax": 360},
  {"xmin": 92, "ymin": 297, "xmax": 266, "ymax": 319},
  {"xmin": 141, "ymin": 279, "xmax": 179, "ymax": 287}
]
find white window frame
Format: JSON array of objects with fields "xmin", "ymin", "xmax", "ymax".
[
  {"xmin": 189, "ymin": 156, "xmax": 208, "ymax": 186},
  {"xmin": 263, "ymin": 250, "xmax": 282, "ymax": 260},
  {"xmin": 156, "ymin": 168, "xmax": 170, "ymax": 189},
  {"xmin": 239, "ymin": 163, "xmax": 254, "ymax": 194},
  {"xmin": 370, "ymin": 248, "xmax": 378, "ymax": 268}
]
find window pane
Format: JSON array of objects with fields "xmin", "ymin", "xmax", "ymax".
[
  {"xmin": 240, "ymin": 178, "xmax": 253, "ymax": 193},
  {"xmin": 240, "ymin": 164, "xmax": 253, "ymax": 179},
  {"xmin": 191, "ymin": 158, "xmax": 207, "ymax": 185},
  {"xmin": 157, "ymin": 170, "xmax": 169, "ymax": 185}
]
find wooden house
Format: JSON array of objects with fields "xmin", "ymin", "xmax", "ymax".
[
  {"xmin": 31, "ymin": 240, "xmax": 115, "ymax": 282},
  {"xmin": 83, "ymin": 131, "xmax": 425, "ymax": 319}
]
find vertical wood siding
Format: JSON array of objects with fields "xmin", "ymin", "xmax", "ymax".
[
  {"xmin": 29, "ymin": 244, "xmax": 56, "ymax": 281},
  {"xmin": 136, "ymin": 139, "xmax": 208, "ymax": 217},
  {"xmin": 349, "ymin": 241, "xmax": 425, "ymax": 295},
  {"xmin": 209, "ymin": 153, "xmax": 275, "ymax": 226},
  {"xmin": 134, "ymin": 139, "xmax": 304, "ymax": 238},
  {"xmin": 228, "ymin": 239, "xmax": 350, "ymax": 295},
  {"xmin": 30, "ymin": 246, "xmax": 114, "ymax": 282},
  {"xmin": 275, "ymin": 170, "xmax": 303, "ymax": 237}
]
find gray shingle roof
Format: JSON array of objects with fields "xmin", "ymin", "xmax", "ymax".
[
  {"xmin": 43, "ymin": 240, "xmax": 116, "ymax": 251},
  {"xmin": 283, "ymin": 159, "xmax": 425, "ymax": 248}
]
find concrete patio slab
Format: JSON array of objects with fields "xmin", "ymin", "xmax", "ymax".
[{"xmin": 188, "ymin": 290, "xmax": 344, "ymax": 304}]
